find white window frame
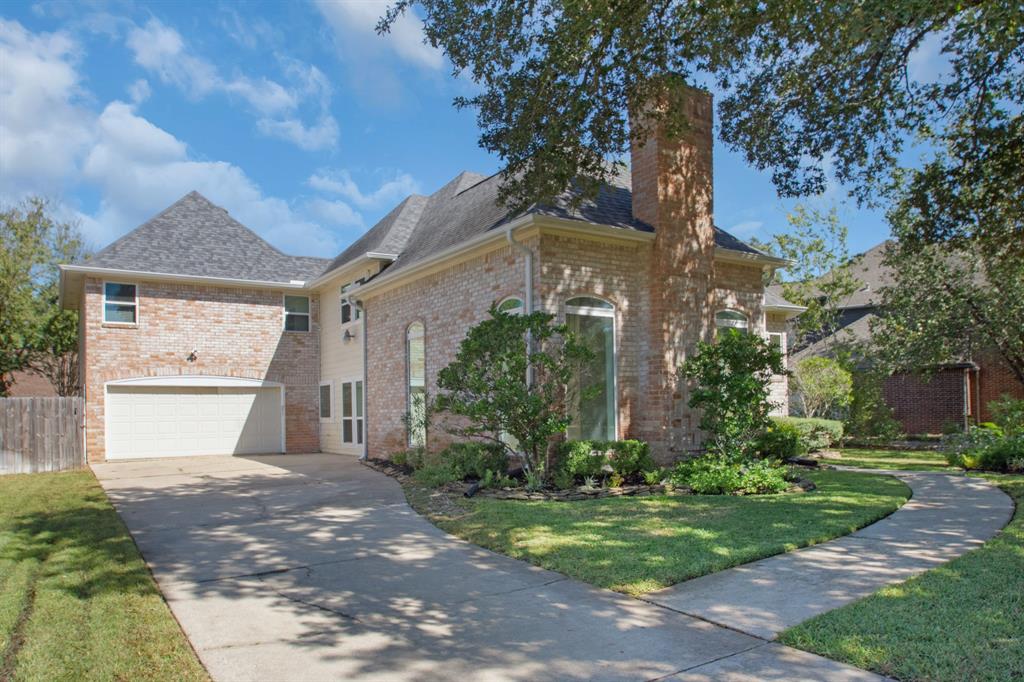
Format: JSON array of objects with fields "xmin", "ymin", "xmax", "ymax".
[
  {"xmin": 406, "ymin": 322, "xmax": 426, "ymax": 448},
  {"xmin": 318, "ymin": 380, "xmax": 333, "ymax": 422},
  {"xmin": 496, "ymin": 296, "xmax": 524, "ymax": 315},
  {"xmin": 102, "ymin": 281, "xmax": 139, "ymax": 325},
  {"xmin": 340, "ymin": 379, "xmax": 364, "ymax": 445},
  {"xmin": 768, "ymin": 332, "xmax": 786, "ymax": 354},
  {"xmin": 565, "ymin": 296, "xmax": 618, "ymax": 441},
  {"xmin": 283, "ymin": 294, "xmax": 311, "ymax": 332},
  {"xmin": 340, "ymin": 280, "xmax": 363, "ymax": 328},
  {"xmin": 715, "ymin": 309, "xmax": 749, "ymax": 332}
]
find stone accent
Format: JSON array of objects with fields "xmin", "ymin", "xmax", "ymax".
[
  {"xmin": 81, "ymin": 277, "xmax": 320, "ymax": 461},
  {"xmin": 630, "ymin": 86, "xmax": 716, "ymax": 458}
]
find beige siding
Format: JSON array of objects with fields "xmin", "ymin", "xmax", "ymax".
[
  {"xmin": 766, "ymin": 312, "xmax": 789, "ymax": 416},
  {"xmin": 317, "ymin": 262, "xmax": 382, "ymax": 455}
]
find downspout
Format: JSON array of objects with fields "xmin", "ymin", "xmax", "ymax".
[
  {"xmin": 356, "ymin": 298, "xmax": 369, "ymax": 460},
  {"xmin": 506, "ymin": 226, "xmax": 534, "ymax": 386}
]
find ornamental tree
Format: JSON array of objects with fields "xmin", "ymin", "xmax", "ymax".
[
  {"xmin": 792, "ymin": 357, "xmax": 853, "ymax": 419},
  {"xmin": 433, "ymin": 304, "xmax": 593, "ymax": 475},
  {"xmin": 681, "ymin": 329, "xmax": 786, "ymax": 461}
]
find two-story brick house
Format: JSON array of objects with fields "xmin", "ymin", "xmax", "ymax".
[{"xmin": 60, "ymin": 87, "xmax": 799, "ymax": 464}]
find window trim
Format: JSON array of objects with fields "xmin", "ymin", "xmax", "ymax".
[
  {"xmin": 496, "ymin": 296, "xmax": 524, "ymax": 315},
  {"xmin": 339, "ymin": 280, "xmax": 363, "ymax": 328},
  {"xmin": 715, "ymin": 309, "xmax": 750, "ymax": 331},
  {"xmin": 318, "ymin": 380, "xmax": 333, "ymax": 422},
  {"xmin": 340, "ymin": 378, "xmax": 365, "ymax": 445},
  {"xmin": 283, "ymin": 294, "xmax": 311, "ymax": 332},
  {"xmin": 102, "ymin": 281, "xmax": 139, "ymax": 326},
  {"xmin": 565, "ymin": 295, "xmax": 618, "ymax": 441}
]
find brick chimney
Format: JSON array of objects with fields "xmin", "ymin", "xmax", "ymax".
[{"xmin": 630, "ymin": 84, "xmax": 715, "ymax": 459}]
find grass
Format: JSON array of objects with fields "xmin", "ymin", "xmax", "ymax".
[
  {"xmin": 0, "ymin": 471, "xmax": 207, "ymax": 682},
  {"xmin": 407, "ymin": 469, "xmax": 910, "ymax": 596},
  {"xmin": 779, "ymin": 474, "xmax": 1023, "ymax": 682},
  {"xmin": 829, "ymin": 447, "xmax": 952, "ymax": 472}
]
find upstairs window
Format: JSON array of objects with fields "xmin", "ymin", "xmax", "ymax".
[
  {"xmin": 340, "ymin": 279, "xmax": 364, "ymax": 326},
  {"xmin": 715, "ymin": 310, "xmax": 749, "ymax": 335},
  {"xmin": 103, "ymin": 282, "xmax": 137, "ymax": 324},
  {"xmin": 284, "ymin": 295, "xmax": 310, "ymax": 332}
]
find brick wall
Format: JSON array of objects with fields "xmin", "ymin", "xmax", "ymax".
[
  {"xmin": 883, "ymin": 368, "xmax": 966, "ymax": 434},
  {"xmin": 81, "ymin": 277, "xmax": 320, "ymax": 461},
  {"xmin": 976, "ymin": 351, "xmax": 1024, "ymax": 422},
  {"xmin": 363, "ymin": 243, "xmax": 531, "ymax": 455}
]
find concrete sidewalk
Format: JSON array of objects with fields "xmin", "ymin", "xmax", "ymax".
[
  {"xmin": 92, "ymin": 456, "xmax": 1009, "ymax": 681},
  {"xmin": 646, "ymin": 471, "xmax": 1013, "ymax": 639}
]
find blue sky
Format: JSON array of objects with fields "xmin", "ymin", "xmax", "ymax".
[{"xmin": 1, "ymin": 1, "xmax": 895, "ymax": 260}]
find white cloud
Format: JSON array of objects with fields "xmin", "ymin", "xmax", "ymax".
[
  {"xmin": 0, "ymin": 20, "xmax": 93, "ymax": 194},
  {"xmin": 308, "ymin": 169, "xmax": 420, "ymax": 208},
  {"xmin": 125, "ymin": 18, "xmax": 337, "ymax": 150},
  {"xmin": 127, "ymin": 78, "xmax": 150, "ymax": 104},
  {"xmin": 307, "ymin": 198, "xmax": 364, "ymax": 228},
  {"xmin": 727, "ymin": 220, "xmax": 764, "ymax": 238},
  {"xmin": 314, "ymin": 0, "xmax": 443, "ymax": 71}
]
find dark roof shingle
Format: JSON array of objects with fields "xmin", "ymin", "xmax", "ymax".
[{"xmin": 86, "ymin": 192, "xmax": 329, "ymax": 282}]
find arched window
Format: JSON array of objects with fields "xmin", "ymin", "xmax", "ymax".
[
  {"xmin": 406, "ymin": 322, "xmax": 426, "ymax": 447},
  {"xmin": 565, "ymin": 296, "xmax": 617, "ymax": 441},
  {"xmin": 715, "ymin": 310, "xmax": 749, "ymax": 334},
  {"xmin": 496, "ymin": 297, "xmax": 524, "ymax": 315}
]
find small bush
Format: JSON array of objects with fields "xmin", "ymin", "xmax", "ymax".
[
  {"xmin": 941, "ymin": 423, "xmax": 1019, "ymax": 471},
  {"xmin": 560, "ymin": 440, "xmax": 610, "ymax": 479},
  {"xmin": 391, "ymin": 448, "xmax": 426, "ymax": 470},
  {"xmin": 740, "ymin": 460, "xmax": 789, "ymax": 494},
  {"xmin": 681, "ymin": 459, "xmax": 744, "ymax": 495},
  {"xmin": 773, "ymin": 416, "xmax": 843, "ymax": 451},
  {"xmin": 990, "ymin": 396, "xmax": 1024, "ymax": 436},
  {"xmin": 607, "ymin": 440, "xmax": 654, "ymax": 477},
  {"xmin": 441, "ymin": 442, "xmax": 509, "ymax": 480},
  {"xmin": 758, "ymin": 420, "xmax": 806, "ymax": 460},
  {"xmin": 978, "ymin": 434, "xmax": 1024, "ymax": 472},
  {"xmin": 642, "ymin": 468, "xmax": 667, "ymax": 485},
  {"xmin": 412, "ymin": 460, "xmax": 461, "ymax": 487},
  {"xmin": 557, "ymin": 440, "xmax": 653, "ymax": 484}
]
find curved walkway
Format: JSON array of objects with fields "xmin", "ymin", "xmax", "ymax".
[
  {"xmin": 646, "ymin": 470, "xmax": 1014, "ymax": 641},
  {"xmin": 93, "ymin": 457, "xmax": 1013, "ymax": 682}
]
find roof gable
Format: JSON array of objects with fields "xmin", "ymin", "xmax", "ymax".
[{"xmin": 85, "ymin": 192, "xmax": 329, "ymax": 283}]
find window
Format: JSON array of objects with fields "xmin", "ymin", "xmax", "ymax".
[
  {"xmin": 319, "ymin": 382, "xmax": 332, "ymax": 421},
  {"xmin": 406, "ymin": 322, "xmax": 426, "ymax": 447},
  {"xmin": 768, "ymin": 332, "xmax": 785, "ymax": 354},
  {"xmin": 715, "ymin": 309, "xmax": 749, "ymax": 334},
  {"xmin": 340, "ymin": 279, "xmax": 364, "ymax": 326},
  {"xmin": 496, "ymin": 297, "xmax": 524, "ymax": 315},
  {"xmin": 565, "ymin": 296, "xmax": 616, "ymax": 441},
  {"xmin": 103, "ymin": 282, "xmax": 137, "ymax": 324},
  {"xmin": 284, "ymin": 295, "xmax": 310, "ymax": 332},
  {"xmin": 341, "ymin": 380, "xmax": 364, "ymax": 445}
]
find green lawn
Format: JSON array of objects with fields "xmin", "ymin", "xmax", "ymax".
[
  {"xmin": 780, "ymin": 474, "xmax": 1024, "ymax": 682},
  {"xmin": 409, "ymin": 469, "xmax": 910, "ymax": 596},
  {"xmin": 0, "ymin": 471, "xmax": 207, "ymax": 681},
  {"xmin": 831, "ymin": 447, "xmax": 952, "ymax": 472}
]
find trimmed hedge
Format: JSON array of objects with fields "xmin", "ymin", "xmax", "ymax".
[
  {"xmin": 772, "ymin": 416, "xmax": 844, "ymax": 451},
  {"xmin": 558, "ymin": 440, "xmax": 654, "ymax": 481}
]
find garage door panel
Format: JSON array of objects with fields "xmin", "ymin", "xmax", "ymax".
[{"xmin": 106, "ymin": 384, "xmax": 283, "ymax": 459}]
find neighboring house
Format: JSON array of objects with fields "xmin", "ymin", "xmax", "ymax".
[
  {"xmin": 773, "ymin": 241, "xmax": 1023, "ymax": 433},
  {"xmin": 59, "ymin": 86, "xmax": 800, "ymax": 464},
  {"xmin": 6, "ymin": 370, "xmax": 58, "ymax": 397}
]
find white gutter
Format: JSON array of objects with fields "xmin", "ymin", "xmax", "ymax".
[
  {"xmin": 506, "ymin": 226, "xmax": 535, "ymax": 387},
  {"xmin": 356, "ymin": 298, "xmax": 369, "ymax": 460},
  {"xmin": 307, "ymin": 252, "xmax": 399, "ymax": 289}
]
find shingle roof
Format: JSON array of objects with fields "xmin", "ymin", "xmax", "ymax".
[
  {"xmin": 85, "ymin": 192, "xmax": 329, "ymax": 283},
  {"xmin": 321, "ymin": 195, "xmax": 428, "ymax": 274}
]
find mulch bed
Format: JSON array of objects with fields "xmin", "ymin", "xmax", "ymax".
[{"xmin": 363, "ymin": 457, "xmax": 817, "ymax": 500}]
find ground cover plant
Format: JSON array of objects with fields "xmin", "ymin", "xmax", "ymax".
[
  {"xmin": 780, "ymin": 474, "xmax": 1024, "ymax": 682},
  {"xmin": 405, "ymin": 469, "xmax": 909, "ymax": 596},
  {"xmin": 0, "ymin": 471, "xmax": 207, "ymax": 681}
]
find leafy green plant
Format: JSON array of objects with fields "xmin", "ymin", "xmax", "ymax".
[
  {"xmin": 550, "ymin": 467, "xmax": 574, "ymax": 490},
  {"xmin": 524, "ymin": 468, "xmax": 545, "ymax": 492},
  {"xmin": 990, "ymin": 396, "xmax": 1024, "ymax": 437},
  {"xmin": 675, "ymin": 458, "xmax": 744, "ymax": 495},
  {"xmin": 560, "ymin": 440, "xmax": 609, "ymax": 479},
  {"xmin": 792, "ymin": 356, "xmax": 853, "ymax": 419},
  {"xmin": 680, "ymin": 329, "xmax": 786, "ymax": 462},
  {"xmin": 740, "ymin": 460, "xmax": 789, "ymax": 494},
  {"xmin": 773, "ymin": 416, "xmax": 843, "ymax": 452},
  {"xmin": 845, "ymin": 370, "xmax": 902, "ymax": 442},
  {"xmin": 441, "ymin": 442, "xmax": 509, "ymax": 479},
  {"xmin": 642, "ymin": 469, "xmax": 666, "ymax": 486},
  {"xmin": 942, "ymin": 423, "xmax": 1005, "ymax": 470},
  {"xmin": 758, "ymin": 419, "xmax": 806, "ymax": 460},
  {"xmin": 434, "ymin": 303, "xmax": 593, "ymax": 477},
  {"xmin": 412, "ymin": 460, "xmax": 461, "ymax": 487},
  {"xmin": 608, "ymin": 472, "xmax": 625, "ymax": 488}
]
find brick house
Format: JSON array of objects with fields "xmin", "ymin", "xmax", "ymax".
[
  {"xmin": 773, "ymin": 241, "xmax": 1023, "ymax": 434},
  {"xmin": 60, "ymin": 87, "xmax": 799, "ymax": 464}
]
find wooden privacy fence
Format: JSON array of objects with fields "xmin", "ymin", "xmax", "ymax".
[{"xmin": 0, "ymin": 397, "xmax": 85, "ymax": 474}]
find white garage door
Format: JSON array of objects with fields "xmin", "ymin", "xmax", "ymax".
[{"xmin": 106, "ymin": 386, "xmax": 283, "ymax": 459}]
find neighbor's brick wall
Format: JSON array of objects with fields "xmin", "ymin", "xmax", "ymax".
[
  {"xmin": 363, "ymin": 243, "xmax": 532, "ymax": 456},
  {"xmin": 976, "ymin": 351, "xmax": 1024, "ymax": 422},
  {"xmin": 81, "ymin": 277, "xmax": 320, "ymax": 461},
  {"xmin": 883, "ymin": 368, "xmax": 966, "ymax": 434}
]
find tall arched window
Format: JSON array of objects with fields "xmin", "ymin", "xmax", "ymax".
[
  {"xmin": 406, "ymin": 322, "xmax": 426, "ymax": 447},
  {"xmin": 715, "ymin": 310, "xmax": 749, "ymax": 335},
  {"xmin": 565, "ymin": 296, "xmax": 617, "ymax": 441}
]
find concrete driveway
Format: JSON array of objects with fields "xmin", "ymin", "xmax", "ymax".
[{"xmin": 93, "ymin": 454, "xmax": 880, "ymax": 682}]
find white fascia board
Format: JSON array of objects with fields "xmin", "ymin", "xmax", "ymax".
[
  {"xmin": 307, "ymin": 252, "xmax": 398, "ymax": 289},
  {"xmin": 715, "ymin": 247, "xmax": 790, "ymax": 268},
  {"xmin": 59, "ymin": 264, "xmax": 309, "ymax": 290}
]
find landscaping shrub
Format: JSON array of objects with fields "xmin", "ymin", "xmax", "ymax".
[
  {"xmin": 844, "ymin": 371, "xmax": 902, "ymax": 442},
  {"xmin": 740, "ymin": 460, "xmax": 789, "ymax": 494},
  {"xmin": 773, "ymin": 416, "xmax": 843, "ymax": 451},
  {"xmin": 557, "ymin": 439, "xmax": 654, "ymax": 483},
  {"xmin": 941, "ymin": 423, "xmax": 1024, "ymax": 472},
  {"xmin": 412, "ymin": 460, "xmax": 461, "ymax": 487},
  {"xmin": 990, "ymin": 396, "xmax": 1024, "ymax": 436},
  {"xmin": 442, "ymin": 441, "xmax": 509, "ymax": 479},
  {"xmin": 673, "ymin": 458, "xmax": 744, "ymax": 495},
  {"xmin": 757, "ymin": 419, "xmax": 806, "ymax": 460}
]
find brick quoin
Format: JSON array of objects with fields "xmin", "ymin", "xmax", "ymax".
[{"xmin": 81, "ymin": 277, "xmax": 320, "ymax": 462}]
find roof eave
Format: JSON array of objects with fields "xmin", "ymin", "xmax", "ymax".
[
  {"xmin": 308, "ymin": 252, "xmax": 399, "ymax": 289},
  {"xmin": 59, "ymin": 264, "xmax": 311, "ymax": 292},
  {"xmin": 715, "ymin": 247, "xmax": 789, "ymax": 268}
]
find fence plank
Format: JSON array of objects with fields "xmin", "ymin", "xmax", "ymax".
[{"xmin": 0, "ymin": 397, "xmax": 85, "ymax": 475}]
